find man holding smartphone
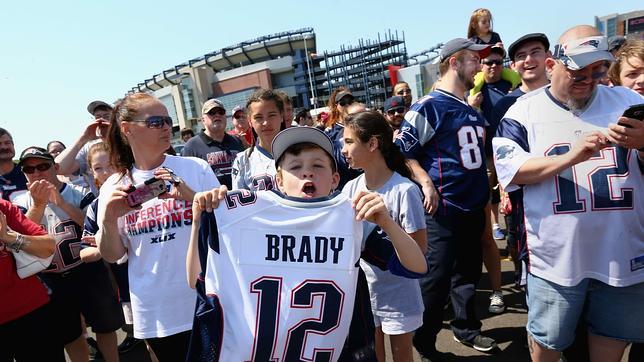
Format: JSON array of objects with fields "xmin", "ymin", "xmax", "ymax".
[{"xmin": 493, "ymin": 25, "xmax": 643, "ymax": 362}]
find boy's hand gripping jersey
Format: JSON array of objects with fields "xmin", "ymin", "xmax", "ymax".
[{"xmin": 199, "ymin": 190, "xmax": 363, "ymax": 361}]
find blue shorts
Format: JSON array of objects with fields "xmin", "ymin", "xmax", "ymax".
[{"xmin": 526, "ymin": 273, "xmax": 644, "ymax": 351}]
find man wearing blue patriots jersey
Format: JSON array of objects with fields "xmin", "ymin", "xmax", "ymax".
[
  {"xmin": 395, "ymin": 38, "xmax": 498, "ymax": 357},
  {"xmin": 493, "ymin": 25, "xmax": 644, "ymax": 362},
  {"xmin": 0, "ymin": 128, "xmax": 28, "ymax": 202}
]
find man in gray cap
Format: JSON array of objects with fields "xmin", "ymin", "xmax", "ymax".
[
  {"xmin": 493, "ymin": 25, "xmax": 644, "ymax": 362},
  {"xmin": 396, "ymin": 38, "xmax": 498, "ymax": 359},
  {"xmin": 182, "ymin": 99, "xmax": 244, "ymax": 189}
]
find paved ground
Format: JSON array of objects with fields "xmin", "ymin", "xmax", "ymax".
[{"xmin": 84, "ymin": 238, "xmax": 631, "ymax": 361}]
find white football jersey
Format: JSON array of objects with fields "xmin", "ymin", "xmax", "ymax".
[
  {"xmin": 203, "ymin": 190, "xmax": 363, "ymax": 361},
  {"xmin": 14, "ymin": 183, "xmax": 94, "ymax": 273},
  {"xmin": 231, "ymin": 146, "xmax": 276, "ymax": 191},
  {"xmin": 493, "ymin": 85, "xmax": 644, "ymax": 287}
]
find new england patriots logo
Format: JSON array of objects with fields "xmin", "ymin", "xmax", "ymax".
[
  {"xmin": 396, "ymin": 130, "xmax": 418, "ymax": 153},
  {"xmin": 495, "ymin": 145, "xmax": 515, "ymax": 161},
  {"xmin": 579, "ymin": 39, "xmax": 600, "ymax": 48}
]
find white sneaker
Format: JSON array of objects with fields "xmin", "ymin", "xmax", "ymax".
[{"xmin": 488, "ymin": 291, "xmax": 506, "ymax": 314}]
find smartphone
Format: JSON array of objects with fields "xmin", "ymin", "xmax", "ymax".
[
  {"xmin": 126, "ymin": 178, "xmax": 167, "ymax": 207},
  {"xmin": 619, "ymin": 103, "xmax": 644, "ymax": 128}
]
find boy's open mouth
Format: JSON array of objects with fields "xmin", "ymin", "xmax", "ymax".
[{"xmin": 302, "ymin": 182, "xmax": 316, "ymax": 197}]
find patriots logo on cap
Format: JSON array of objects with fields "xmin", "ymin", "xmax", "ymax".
[
  {"xmin": 579, "ymin": 39, "xmax": 600, "ymax": 48},
  {"xmin": 26, "ymin": 149, "xmax": 41, "ymax": 155}
]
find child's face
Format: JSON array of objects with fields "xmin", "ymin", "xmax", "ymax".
[
  {"xmin": 248, "ymin": 100, "xmax": 283, "ymax": 145},
  {"xmin": 341, "ymin": 127, "xmax": 372, "ymax": 170},
  {"xmin": 477, "ymin": 16, "xmax": 491, "ymax": 34},
  {"xmin": 276, "ymin": 148, "xmax": 339, "ymax": 198},
  {"xmin": 90, "ymin": 151, "xmax": 115, "ymax": 185}
]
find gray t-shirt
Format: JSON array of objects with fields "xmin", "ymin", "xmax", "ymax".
[
  {"xmin": 342, "ymin": 172, "xmax": 425, "ymax": 318},
  {"xmin": 74, "ymin": 139, "xmax": 100, "ymax": 194}
]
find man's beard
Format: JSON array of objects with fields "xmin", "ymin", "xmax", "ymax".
[{"xmin": 458, "ymin": 67, "xmax": 475, "ymax": 90}]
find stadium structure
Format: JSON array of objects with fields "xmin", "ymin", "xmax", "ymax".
[{"xmin": 128, "ymin": 28, "xmax": 408, "ymax": 139}]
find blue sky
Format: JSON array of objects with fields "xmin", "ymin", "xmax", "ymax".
[{"xmin": 0, "ymin": 1, "xmax": 638, "ymax": 154}]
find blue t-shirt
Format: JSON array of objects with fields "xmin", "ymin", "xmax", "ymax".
[
  {"xmin": 0, "ymin": 164, "xmax": 28, "ymax": 202},
  {"xmin": 480, "ymin": 79, "xmax": 513, "ymax": 156},
  {"xmin": 470, "ymin": 31, "xmax": 502, "ymax": 45},
  {"xmin": 396, "ymin": 89, "xmax": 489, "ymax": 215}
]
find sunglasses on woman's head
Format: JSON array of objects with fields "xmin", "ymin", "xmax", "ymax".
[
  {"xmin": 338, "ymin": 98, "xmax": 355, "ymax": 107},
  {"xmin": 131, "ymin": 116, "xmax": 173, "ymax": 129},
  {"xmin": 22, "ymin": 162, "xmax": 53, "ymax": 174}
]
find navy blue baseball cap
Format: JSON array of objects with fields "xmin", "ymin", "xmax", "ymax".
[
  {"xmin": 384, "ymin": 96, "xmax": 406, "ymax": 112},
  {"xmin": 19, "ymin": 147, "xmax": 55, "ymax": 166}
]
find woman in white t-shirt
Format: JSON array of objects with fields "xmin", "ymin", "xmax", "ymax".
[
  {"xmin": 95, "ymin": 93, "xmax": 220, "ymax": 361},
  {"xmin": 341, "ymin": 110, "xmax": 427, "ymax": 362}
]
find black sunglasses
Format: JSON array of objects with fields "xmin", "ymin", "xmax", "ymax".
[
  {"xmin": 208, "ymin": 108, "xmax": 226, "ymax": 116},
  {"xmin": 482, "ymin": 59, "xmax": 503, "ymax": 66},
  {"xmin": 132, "ymin": 116, "xmax": 173, "ymax": 129},
  {"xmin": 22, "ymin": 162, "xmax": 53, "ymax": 174},
  {"xmin": 338, "ymin": 98, "xmax": 355, "ymax": 107},
  {"xmin": 387, "ymin": 107, "xmax": 406, "ymax": 115}
]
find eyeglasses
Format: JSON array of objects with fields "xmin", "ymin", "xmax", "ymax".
[
  {"xmin": 207, "ymin": 109, "xmax": 226, "ymax": 117},
  {"xmin": 514, "ymin": 49, "xmax": 546, "ymax": 62},
  {"xmin": 131, "ymin": 116, "xmax": 173, "ymax": 129},
  {"xmin": 338, "ymin": 98, "xmax": 355, "ymax": 107},
  {"xmin": 482, "ymin": 59, "xmax": 503, "ymax": 66},
  {"xmin": 387, "ymin": 107, "xmax": 406, "ymax": 115},
  {"xmin": 396, "ymin": 88, "xmax": 412, "ymax": 95},
  {"xmin": 233, "ymin": 113, "xmax": 245, "ymax": 119},
  {"xmin": 22, "ymin": 163, "xmax": 53, "ymax": 174},
  {"xmin": 558, "ymin": 61, "xmax": 607, "ymax": 82}
]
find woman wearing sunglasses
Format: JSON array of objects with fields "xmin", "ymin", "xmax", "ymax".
[
  {"xmin": 324, "ymin": 87, "xmax": 363, "ymax": 190},
  {"xmin": 95, "ymin": 93, "xmax": 220, "ymax": 361}
]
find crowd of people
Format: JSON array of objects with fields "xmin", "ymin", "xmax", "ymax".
[{"xmin": 1, "ymin": 7, "xmax": 643, "ymax": 362}]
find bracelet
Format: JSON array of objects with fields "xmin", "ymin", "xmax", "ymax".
[{"xmin": 8, "ymin": 234, "xmax": 26, "ymax": 253}]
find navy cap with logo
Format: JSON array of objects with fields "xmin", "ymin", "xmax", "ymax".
[
  {"xmin": 384, "ymin": 96, "xmax": 406, "ymax": 112},
  {"xmin": 19, "ymin": 147, "xmax": 55, "ymax": 166},
  {"xmin": 508, "ymin": 33, "xmax": 550, "ymax": 61},
  {"xmin": 440, "ymin": 38, "xmax": 491, "ymax": 62}
]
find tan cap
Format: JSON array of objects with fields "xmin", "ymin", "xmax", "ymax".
[{"xmin": 202, "ymin": 99, "xmax": 225, "ymax": 114}]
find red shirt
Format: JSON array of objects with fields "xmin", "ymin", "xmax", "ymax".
[
  {"xmin": 227, "ymin": 128, "xmax": 253, "ymax": 147},
  {"xmin": 0, "ymin": 200, "xmax": 50, "ymax": 324}
]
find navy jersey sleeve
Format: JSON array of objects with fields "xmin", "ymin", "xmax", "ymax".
[
  {"xmin": 199, "ymin": 211, "xmax": 219, "ymax": 274},
  {"xmin": 493, "ymin": 118, "xmax": 532, "ymax": 191},
  {"xmin": 361, "ymin": 226, "xmax": 426, "ymax": 279},
  {"xmin": 83, "ymin": 198, "xmax": 99, "ymax": 236},
  {"xmin": 395, "ymin": 98, "xmax": 438, "ymax": 159}
]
